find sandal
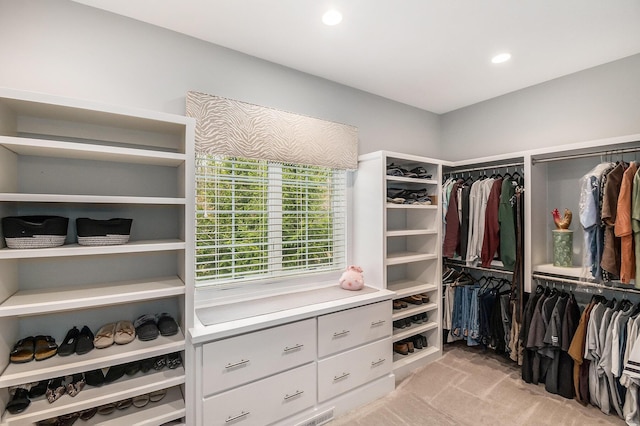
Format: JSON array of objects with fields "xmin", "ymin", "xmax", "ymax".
[
  {"xmin": 97, "ymin": 403, "xmax": 116, "ymax": 416},
  {"xmin": 116, "ymin": 398, "xmax": 133, "ymax": 410},
  {"xmin": 93, "ymin": 323, "xmax": 116, "ymax": 349},
  {"xmin": 153, "ymin": 355, "xmax": 167, "ymax": 370},
  {"xmin": 79, "ymin": 407, "xmax": 98, "ymax": 421},
  {"xmin": 132, "ymin": 393, "xmax": 150, "ymax": 408},
  {"xmin": 156, "ymin": 313, "xmax": 179, "ymax": 337},
  {"xmin": 149, "ymin": 388, "xmax": 167, "ymax": 402},
  {"xmin": 114, "ymin": 320, "xmax": 136, "ymax": 345},
  {"xmin": 10, "ymin": 336, "xmax": 35, "ymax": 363},
  {"xmin": 134, "ymin": 314, "xmax": 159, "ymax": 341},
  {"xmin": 57, "ymin": 411, "xmax": 80, "ymax": 426},
  {"xmin": 34, "ymin": 335, "xmax": 58, "ymax": 361},
  {"xmin": 167, "ymin": 352, "xmax": 182, "ymax": 369},
  {"xmin": 6, "ymin": 387, "xmax": 31, "ymax": 414}
]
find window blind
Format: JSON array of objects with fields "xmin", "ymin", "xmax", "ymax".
[{"xmin": 195, "ymin": 154, "xmax": 347, "ymax": 286}]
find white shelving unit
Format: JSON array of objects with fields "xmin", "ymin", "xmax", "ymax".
[
  {"xmin": 353, "ymin": 151, "xmax": 443, "ymax": 380},
  {"xmin": 527, "ymin": 133, "xmax": 640, "ymax": 290},
  {"xmin": 0, "ymin": 88, "xmax": 194, "ymax": 426}
]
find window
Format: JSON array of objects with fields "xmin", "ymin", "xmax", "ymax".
[{"xmin": 195, "ymin": 154, "xmax": 347, "ymax": 287}]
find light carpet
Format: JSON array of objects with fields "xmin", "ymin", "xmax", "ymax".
[{"xmin": 329, "ymin": 342, "xmax": 624, "ymax": 425}]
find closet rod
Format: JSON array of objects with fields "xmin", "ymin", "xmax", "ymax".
[
  {"xmin": 532, "ymin": 144, "xmax": 640, "ymax": 165},
  {"xmin": 445, "ymin": 161, "xmax": 524, "ymax": 175},
  {"xmin": 445, "ymin": 259, "xmax": 513, "ymax": 276},
  {"xmin": 532, "ymin": 273, "xmax": 640, "ymax": 295}
]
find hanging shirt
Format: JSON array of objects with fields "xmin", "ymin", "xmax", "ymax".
[
  {"xmin": 465, "ymin": 179, "xmax": 484, "ymax": 265},
  {"xmin": 601, "ymin": 164, "xmax": 625, "ymax": 279},
  {"xmin": 481, "ymin": 178, "xmax": 503, "ymax": 267},
  {"xmin": 615, "ymin": 162, "xmax": 637, "ymax": 283},
  {"xmin": 632, "ymin": 168, "xmax": 640, "ymax": 289},
  {"xmin": 499, "ymin": 177, "xmax": 517, "ymax": 271}
]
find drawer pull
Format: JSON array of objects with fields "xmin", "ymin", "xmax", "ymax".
[
  {"xmin": 333, "ymin": 372, "xmax": 350, "ymax": 381},
  {"xmin": 284, "ymin": 390, "xmax": 305, "ymax": 400},
  {"xmin": 371, "ymin": 320, "xmax": 386, "ymax": 326},
  {"xmin": 284, "ymin": 344, "xmax": 304, "ymax": 352},
  {"xmin": 333, "ymin": 330, "xmax": 350, "ymax": 338},
  {"xmin": 225, "ymin": 359, "xmax": 249, "ymax": 369},
  {"xmin": 225, "ymin": 411, "xmax": 250, "ymax": 423},
  {"xmin": 371, "ymin": 358, "xmax": 386, "ymax": 367}
]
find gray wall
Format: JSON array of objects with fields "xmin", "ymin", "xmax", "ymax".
[
  {"xmin": 0, "ymin": 0, "xmax": 441, "ymax": 158},
  {"xmin": 441, "ymin": 54, "xmax": 640, "ymax": 161}
]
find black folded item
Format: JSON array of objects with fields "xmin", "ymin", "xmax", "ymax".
[
  {"xmin": 2, "ymin": 216, "xmax": 68, "ymax": 249},
  {"xmin": 76, "ymin": 218, "xmax": 132, "ymax": 246}
]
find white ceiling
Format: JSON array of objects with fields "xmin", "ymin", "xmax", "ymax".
[{"xmin": 72, "ymin": 0, "xmax": 640, "ymax": 114}]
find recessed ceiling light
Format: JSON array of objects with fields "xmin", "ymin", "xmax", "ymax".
[
  {"xmin": 322, "ymin": 9, "xmax": 343, "ymax": 26},
  {"xmin": 491, "ymin": 53, "xmax": 512, "ymax": 64}
]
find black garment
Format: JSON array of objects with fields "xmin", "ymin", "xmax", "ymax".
[
  {"xmin": 544, "ymin": 292, "xmax": 569, "ymax": 395},
  {"xmin": 521, "ymin": 287, "xmax": 543, "ymax": 383},
  {"xmin": 558, "ymin": 293, "xmax": 581, "ymax": 399}
]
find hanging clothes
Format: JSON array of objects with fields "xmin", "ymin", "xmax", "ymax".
[{"xmin": 615, "ymin": 162, "xmax": 638, "ymax": 284}]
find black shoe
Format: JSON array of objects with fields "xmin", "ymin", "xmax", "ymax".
[
  {"xmin": 6, "ymin": 387, "xmax": 30, "ymax": 414},
  {"xmin": 75, "ymin": 326, "xmax": 94, "ymax": 355},
  {"xmin": 84, "ymin": 369, "xmax": 104, "ymax": 387},
  {"xmin": 28, "ymin": 380, "xmax": 48, "ymax": 398},
  {"xmin": 104, "ymin": 364, "xmax": 125, "ymax": 383},
  {"xmin": 167, "ymin": 352, "xmax": 182, "ymax": 369},
  {"xmin": 57, "ymin": 327, "xmax": 79, "ymax": 357},
  {"xmin": 125, "ymin": 361, "xmax": 141, "ymax": 376}
]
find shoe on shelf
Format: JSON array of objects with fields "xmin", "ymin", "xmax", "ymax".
[
  {"xmin": 149, "ymin": 388, "xmax": 167, "ymax": 402},
  {"xmin": 392, "ymin": 300, "xmax": 404, "ymax": 310},
  {"xmin": 134, "ymin": 314, "xmax": 159, "ymax": 342},
  {"xmin": 46, "ymin": 377, "xmax": 66, "ymax": 403},
  {"xmin": 393, "ymin": 320, "xmax": 405, "ymax": 329},
  {"xmin": 402, "ymin": 295, "xmax": 423, "ymax": 305},
  {"xmin": 94, "ymin": 323, "xmax": 116, "ymax": 349},
  {"xmin": 10, "ymin": 336, "xmax": 35, "ymax": 363},
  {"xmin": 57, "ymin": 411, "xmax": 80, "ymax": 426},
  {"xmin": 114, "ymin": 320, "xmax": 136, "ymax": 345},
  {"xmin": 412, "ymin": 335, "xmax": 423, "ymax": 350},
  {"xmin": 75, "ymin": 326, "xmax": 94, "ymax": 355},
  {"xmin": 57, "ymin": 327, "xmax": 79, "ymax": 357},
  {"xmin": 157, "ymin": 313, "xmax": 179, "ymax": 337},
  {"xmin": 133, "ymin": 393, "xmax": 150, "ymax": 408},
  {"xmin": 79, "ymin": 407, "xmax": 98, "ymax": 421},
  {"xmin": 125, "ymin": 360, "xmax": 141, "ymax": 376},
  {"xmin": 419, "ymin": 293, "xmax": 430, "ymax": 303},
  {"xmin": 167, "ymin": 352, "xmax": 182, "ymax": 369},
  {"xmin": 34, "ymin": 335, "xmax": 58, "ymax": 361},
  {"xmin": 84, "ymin": 369, "xmax": 105, "ymax": 387},
  {"xmin": 28, "ymin": 380, "xmax": 48, "ymax": 398},
  {"xmin": 6, "ymin": 387, "xmax": 31, "ymax": 414},
  {"xmin": 404, "ymin": 340, "xmax": 415, "ymax": 353},
  {"xmin": 65, "ymin": 373, "xmax": 85, "ymax": 397},
  {"xmin": 393, "ymin": 342, "xmax": 409, "ymax": 356},
  {"xmin": 104, "ymin": 364, "xmax": 126, "ymax": 384},
  {"xmin": 116, "ymin": 398, "xmax": 133, "ymax": 410},
  {"xmin": 420, "ymin": 334, "xmax": 428, "ymax": 347}
]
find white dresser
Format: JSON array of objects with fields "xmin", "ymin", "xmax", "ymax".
[{"xmin": 191, "ymin": 290, "xmax": 395, "ymax": 426}]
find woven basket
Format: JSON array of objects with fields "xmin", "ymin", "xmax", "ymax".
[
  {"xmin": 2, "ymin": 216, "xmax": 69, "ymax": 249},
  {"xmin": 76, "ymin": 218, "xmax": 133, "ymax": 246}
]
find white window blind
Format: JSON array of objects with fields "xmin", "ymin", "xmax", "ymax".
[{"xmin": 195, "ymin": 154, "xmax": 347, "ymax": 286}]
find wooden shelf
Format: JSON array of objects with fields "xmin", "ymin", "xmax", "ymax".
[
  {"xmin": 0, "ymin": 135, "xmax": 186, "ymax": 166},
  {"xmin": 0, "ymin": 239, "xmax": 185, "ymax": 260},
  {"xmin": 0, "ymin": 276, "xmax": 185, "ymax": 317},
  {"xmin": 2, "ymin": 370, "xmax": 185, "ymax": 426},
  {"xmin": 0, "ymin": 193, "xmax": 185, "ymax": 204},
  {"xmin": 0, "ymin": 332, "xmax": 185, "ymax": 388}
]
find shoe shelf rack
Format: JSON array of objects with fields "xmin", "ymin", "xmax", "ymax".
[
  {"xmin": 354, "ymin": 151, "xmax": 443, "ymax": 380},
  {"xmin": 0, "ymin": 88, "xmax": 194, "ymax": 425}
]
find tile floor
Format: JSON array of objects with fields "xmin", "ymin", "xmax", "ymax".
[{"xmin": 328, "ymin": 342, "xmax": 625, "ymax": 425}]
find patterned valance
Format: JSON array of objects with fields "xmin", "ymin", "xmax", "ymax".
[{"xmin": 186, "ymin": 91, "xmax": 358, "ymax": 170}]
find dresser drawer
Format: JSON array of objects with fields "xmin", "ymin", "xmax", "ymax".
[
  {"xmin": 203, "ymin": 363, "xmax": 316, "ymax": 426},
  {"xmin": 202, "ymin": 318, "xmax": 316, "ymax": 396},
  {"xmin": 317, "ymin": 301, "xmax": 391, "ymax": 357},
  {"xmin": 317, "ymin": 337, "xmax": 392, "ymax": 402}
]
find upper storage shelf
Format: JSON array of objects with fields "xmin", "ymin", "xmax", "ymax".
[{"xmin": 0, "ymin": 88, "xmax": 190, "ymax": 153}]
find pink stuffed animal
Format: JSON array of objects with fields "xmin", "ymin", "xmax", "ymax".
[{"xmin": 339, "ymin": 265, "xmax": 365, "ymax": 291}]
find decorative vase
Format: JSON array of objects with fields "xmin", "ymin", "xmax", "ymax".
[{"xmin": 552, "ymin": 230, "xmax": 573, "ymax": 267}]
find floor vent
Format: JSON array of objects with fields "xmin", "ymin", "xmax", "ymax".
[{"xmin": 295, "ymin": 408, "xmax": 335, "ymax": 426}]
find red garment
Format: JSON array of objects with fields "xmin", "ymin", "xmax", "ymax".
[
  {"xmin": 443, "ymin": 180, "xmax": 463, "ymax": 257},
  {"xmin": 481, "ymin": 178, "xmax": 502, "ymax": 267}
]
